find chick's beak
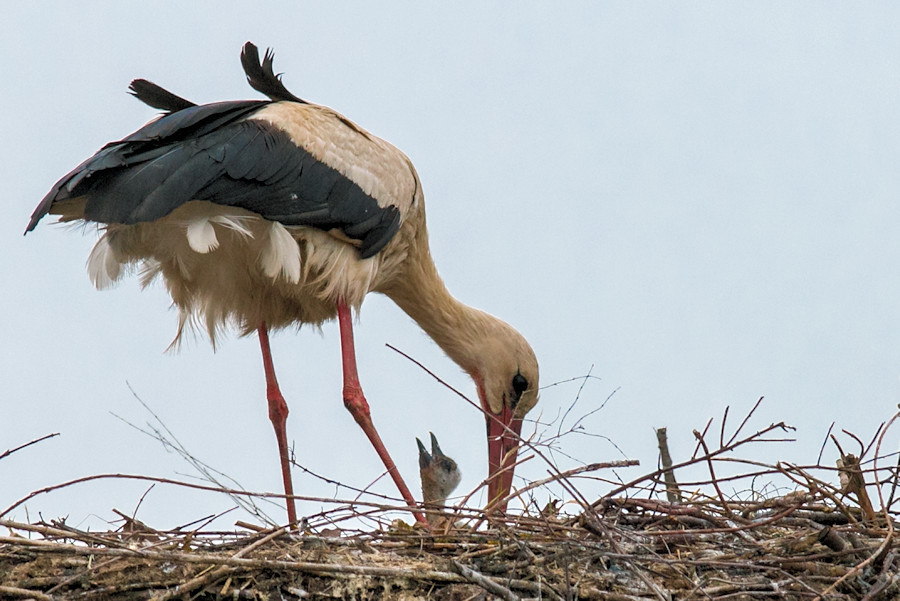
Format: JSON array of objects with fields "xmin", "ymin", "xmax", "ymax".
[{"xmin": 486, "ymin": 403, "xmax": 523, "ymax": 512}]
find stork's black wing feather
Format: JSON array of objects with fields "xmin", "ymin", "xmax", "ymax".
[
  {"xmin": 241, "ymin": 42, "xmax": 306, "ymax": 104},
  {"xmin": 129, "ymin": 79, "xmax": 197, "ymax": 113},
  {"xmin": 27, "ymin": 99, "xmax": 400, "ymax": 258}
]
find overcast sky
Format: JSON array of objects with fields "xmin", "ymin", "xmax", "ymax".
[{"xmin": 3, "ymin": 3, "xmax": 900, "ymax": 529}]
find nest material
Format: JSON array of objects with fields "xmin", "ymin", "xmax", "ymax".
[
  {"xmin": 1, "ymin": 493, "xmax": 898, "ymax": 601},
  {"xmin": 3, "ymin": 404, "xmax": 900, "ymax": 600}
]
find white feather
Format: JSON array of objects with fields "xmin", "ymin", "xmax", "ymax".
[
  {"xmin": 210, "ymin": 214, "xmax": 255, "ymax": 239},
  {"xmin": 86, "ymin": 234, "xmax": 122, "ymax": 290},
  {"xmin": 260, "ymin": 222, "xmax": 301, "ymax": 283},
  {"xmin": 186, "ymin": 217, "xmax": 219, "ymax": 253}
]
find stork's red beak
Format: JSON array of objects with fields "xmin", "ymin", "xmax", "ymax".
[{"xmin": 486, "ymin": 404, "xmax": 523, "ymax": 512}]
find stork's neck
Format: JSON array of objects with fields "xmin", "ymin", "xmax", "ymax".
[{"xmin": 381, "ymin": 237, "xmax": 490, "ymax": 377}]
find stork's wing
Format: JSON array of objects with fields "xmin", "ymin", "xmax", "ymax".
[{"xmin": 27, "ymin": 100, "xmax": 401, "ymax": 258}]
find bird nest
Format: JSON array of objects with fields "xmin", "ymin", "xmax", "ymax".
[{"xmin": 3, "ymin": 402, "xmax": 900, "ymax": 600}]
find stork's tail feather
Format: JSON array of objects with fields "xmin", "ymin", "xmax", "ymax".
[
  {"xmin": 129, "ymin": 79, "xmax": 197, "ymax": 113},
  {"xmin": 240, "ymin": 42, "xmax": 306, "ymax": 104}
]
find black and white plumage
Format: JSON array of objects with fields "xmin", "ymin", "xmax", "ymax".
[
  {"xmin": 28, "ymin": 44, "xmax": 413, "ymax": 337},
  {"xmin": 27, "ymin": 43, "xmax": 539, "ymax": 524},
  {"xmin": 33, "ymin": 100, "xmax": 400, "ymax": 257}
]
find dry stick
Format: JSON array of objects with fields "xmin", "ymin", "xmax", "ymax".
[
  {"xmin": 813, "ymin": 410, "xmax": 900, "ymax": 601},
  {"xmin": 693, "ymin": 432, "xmax": 738, "ymax": 520},
  {"xmin": 718, "ymin": 405, "xmax": 730, "ymax": 449},
  {"xmin": 859, "ymin": 552, "xmax": 897, "ymax": 601},
  {"xmin": 604, "ymin": 498, "xmax": 807, "ymax": 538},
  {"xmin": 842, "ymin": 428, "xmax": 868, "ymax": 457},
  {"xmin": 577, "ymin": 502, "xmax": 671, "ymax": 601},
  {"xmin": 0, "ymin": 585, "xmax": 54, "ymax": 601},
  {"xmin": 888, "ymin": 452, "xmax": 900, "ymax": 512},
  {"xmin": 154, "ymin": 566, "xmax": 241, "ymax": 601},
  {"xmin": 175, "ymin": 506, "xmax": 238, "ymax": 533},
  {"xmin": 855, "ymin": 422, "xmax": 885, "ymax": 460},
  {"xmin": 690, "ymin": 416, "xmax": 714, "ymax": 460},
  {"xmin": 455, "ymin": 453, "xmax": 535, "ymax": 528},
  {"xmin": 539, "ymin": 373, "xmax": 604, "ymax": 390},
  {"xmin": 46, "ymin": 553, "xmax": 131, "ymax": 595},
  {"xmin": 151, "ymin": 525, "xmax": 290, "ymax": 601},
  {"xmin": 495, "ymin": 459, "xmax": 639, "ymax": 514},
  {"xmin": 556, "ymin": 364, "xmax": 595, "ymax": 438},
  {"xmin": 0, "ymin": 432, "xmax": 60, "ymax": 461},
  {"xmin": 451, "ymin": 560, "xmax": 521, "ymax": 601},
  {"xmin": 111, "ymin": 508, "xmax": 156, "ymax": 536},
  {"xmin": 291, "ymin": 460, "xmax": 400, "ymax": 503},
  {"xmin": 0, "ymin": 518, "xmax": 134, "ymax": 549},
  {"xmin": 585, "ymin": 420, "xmax": 793, "ymax": 516},
  {"xmin": 0, "ymin": 534, "xmax": 493, "ymax": 587},
  {"xmin": 524, "ymin": 461, "xmax": 638, "ymax": 500},
  {"xmin": 118, "ymin": 384, "xmax": 278, "ymax": 524},
  {"xmin": 725, "ymin": 397, "xmax": 765, "ymax": 447},
  {"xmin": 655, "ymin": 427, "xmax": 681, "ymax": 503},
  {"xmin": 0, "ymin": 473, "xmax": 418, "ymax": 520},
  {"xmin": 817, "ymin": 421, "xmax": 835, "ymax": 465},
  {"xmin": 776, "ymin": 463, "xmax": 860, "ymax": 525},
  {"xmin": 836, "ymin": 454, "xmax": 877, "ymax": 522}
]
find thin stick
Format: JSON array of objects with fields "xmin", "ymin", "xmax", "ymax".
[
  {"xmin": 0, "ymin": 473, "xmax": 418, "ymax": 520},
  {"xmin": 588, "ymin": 421, "xmax": 794, "ymax": 514},
  {"xmin": 725, "ymin": 397, "xmax": 765, "ymax": 447},
  {"xmin": 0, "ymin": 433, "xmax": 60, "ymax": 461},
  {"xmin": 817, "ymin": 422, "xmax": 835, "ymax": 465}
]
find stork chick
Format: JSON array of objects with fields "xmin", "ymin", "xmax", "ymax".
[{"xmin": 417, "ymin": 432, "xmax": 462, "ymax": 524}]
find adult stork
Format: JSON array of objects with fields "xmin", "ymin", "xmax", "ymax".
[{"xmin": 26, "ymin": 42, "xmax": 539, "ymax": 525}]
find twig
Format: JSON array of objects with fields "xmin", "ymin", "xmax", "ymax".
[
  {"xmin": 693, "ymin": 431, "xmax": 738, "ymax": 520},
  {"xmin": 556, "ymin": 364, "xmax": 595, "ymax": 438},
  {"xmin": 115, "ymin": 384, "xmax": 278, "ymax": 525},
  {"xmin": 0, "ymin": 433, "xmax": 59, "ymax": 461},
  {"xmin": 494, "ymin": 460, "xmax": 639, "ymax": 514},
  {"xmin": 151, "ymin": 525, "xmax": 289, "ymax": 601},
  {"xmin": 813, "ymin": 410, "xmax": 900, "ymax": 600},
  {"xmin": 586, "ymin": 420, "xmax": 795, "ymax": 516},
  {"xmin": 725, "ymin": 397, "xmax": 765, "ymax": 447},
  {"xmin": 451, "ymin": 560, "xmax": 521, "ymax": 601},
  {"xmin": 0, "ymin": 585, "xmax": 55, "ymax": 601},
  {"xmin": 817, "ymin": 421, "xmax": 835, "ymax": 465},
  {"xmin": 0, "ymin": 472, "xmax": 418, "ymax": 520}
]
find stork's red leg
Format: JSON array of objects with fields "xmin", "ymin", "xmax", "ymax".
[
  {"xmin": 257, "ymin": 323, "xmax": 298, "ymax": 528},
  {"xmin": 337, "ymin": 301, "xmax": 426, "ymax": 524}
]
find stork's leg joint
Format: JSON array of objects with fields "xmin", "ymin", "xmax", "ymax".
[
  {"xmin": 267, "ymin": 383, "xmax": 290, "ymax": 425},
  {"xmin": 342, "ymin": 384, "xmax": 371, "ymax": 423},
  {"xmin": 257, "ymin": 323, "xmax": 298, "ymax": 529},
  {"xmin": 336, "ymin": 300, "xmax": 426, "ymax": 525}
]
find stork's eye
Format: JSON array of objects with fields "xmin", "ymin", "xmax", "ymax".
[{"xmin": 511, "ymin": 373, "xmax": 529, "ymax": 401}]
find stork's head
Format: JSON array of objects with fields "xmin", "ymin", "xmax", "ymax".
[
  {"xmin": 417, "ymin": 432, "xmax": 462, "ymax": 505},
  {"xmin": 466, "ymin": 318, "xmax": 539, "ymax": 512}
]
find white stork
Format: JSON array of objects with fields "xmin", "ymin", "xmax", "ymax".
[{"xmin": 26, "ymin": 42, "xmax": 539, "ymax": 526}]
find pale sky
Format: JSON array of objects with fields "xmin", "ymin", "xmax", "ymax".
[{"xmin": 2, "ymin": 3, "xmax": 899, "ymax": 528}]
